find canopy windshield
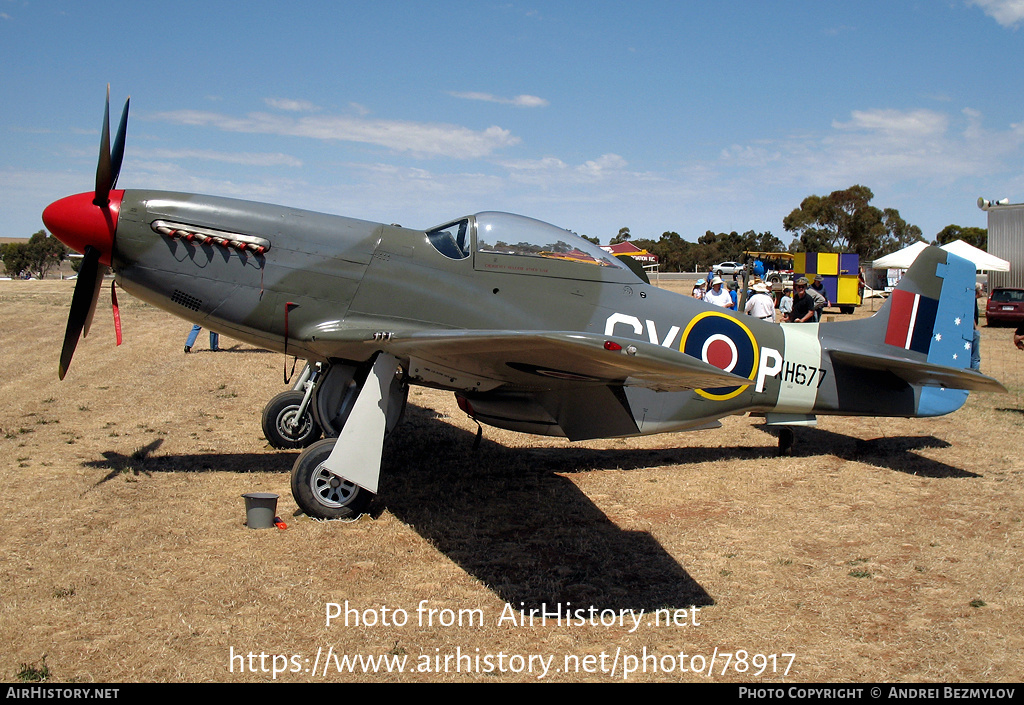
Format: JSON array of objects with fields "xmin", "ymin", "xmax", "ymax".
[{"xmin": 474, "ymin": 212, "xmax": 620, "ymax": 269}]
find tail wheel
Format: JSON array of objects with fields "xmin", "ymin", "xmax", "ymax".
[
  {"xmin": 262, "ymin": 390, "xmax": 322, "ymax": 449},
  {"xmin": 291, "ymin": 438, "xmax": 373, "ymax": 519},
  {"xmin": 778, "ymin": 428, "xmax": 795, "ymax": 456}
]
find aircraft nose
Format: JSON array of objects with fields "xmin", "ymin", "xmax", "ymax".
[{"xmin": 42, "ymin": 190, "xmax": 122, "ymax": 267}]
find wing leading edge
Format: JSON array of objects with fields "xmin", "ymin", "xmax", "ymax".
[{"xmin": 317, "ymin": 328, "xmax": 753, "ymax": 393}]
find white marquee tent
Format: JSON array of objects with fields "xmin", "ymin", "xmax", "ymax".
[{"xmin": 871, "ymin": 240, "xmax": 1010, "ymax": 272}]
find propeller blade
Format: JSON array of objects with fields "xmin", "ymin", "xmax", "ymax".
[
  {"xmin": 81, "ymin": 263, "xmax": 107, "ymax": 339},
  {"xmin": 59, "ymin": 246, "xmax": 102, "ymax": 380},
  {"xmin": 94, "ymin": 85, "xmax": 112, "ymax": 206},
  {"xmin": 109, "ymin": 96, "xmax": 129, "ymax": 190}
]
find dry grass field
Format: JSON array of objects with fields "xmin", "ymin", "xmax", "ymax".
[{"xmin": 1, "ymin": 278, "xmax": 1022, "ymax": 683}]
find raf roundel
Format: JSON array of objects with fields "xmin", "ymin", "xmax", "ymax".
[{"xmin": 680, "ymin": 311, "xmax": 759, "ymax": 400}]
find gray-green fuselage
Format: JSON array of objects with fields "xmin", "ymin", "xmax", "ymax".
[{"xmin": 110, "ymin": 190, "xmax": 988, "ymax": 441}]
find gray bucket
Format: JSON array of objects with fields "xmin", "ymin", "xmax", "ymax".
[{"xmin": 242, "ymin": 492, "xmax": 279, "ymax": 529}]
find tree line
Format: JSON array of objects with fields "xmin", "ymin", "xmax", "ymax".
[
  {"xmin": 1, "ymin": 231, "xmax": 69, "ymax": 279},
  {"xmin": 612, "ymin": 184, "xmax": 986, "ymax": 272}
]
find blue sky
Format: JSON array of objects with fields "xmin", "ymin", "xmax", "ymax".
[{"xmin": 2, "ymin": 1, "xmax": 1023, "ymax": 248}]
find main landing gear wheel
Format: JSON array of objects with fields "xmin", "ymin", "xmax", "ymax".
[
  {"xmin": 291, "ymin": 438, "xmax": 373, "ymax": 519},
  {"xmin": 262, "ymin": 390, "xmax": 322, "ymax": 449}
]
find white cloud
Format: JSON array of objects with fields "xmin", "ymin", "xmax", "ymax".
[
  {"xmin": 142, "ymin": 148, "xmax": 302, "ymax": 168},
  {"xmin": 264, "ymin": 98, "xmax": 320, "ymax": 112},
  {"xmin": 832, "ymin": 108, "xmax": 948, "ymax": 136},
  {"xmin": 151, "ymin": 110, "xmax": 520, "ymax": 159},
  {"xmin": 719, "ymin": 144, "xmax": 782, "ymax": 168},
  {"xmin": 499, "ymin": 156, "xmax": 569, "ymax": 171},
  {"xmin": 449, "ymin": 91, "xmax": 550, "ymax": 108},
  {"xmin": 499, "ymin": 153, "xmax": 633, "ymax": 186},
  {"xmin": 969, "ymin": 0, "xmax": 1024, "ymax": 28},
  {"xmin": 577, "ymin": 153, "xmax": 628, "ymax": 177},
  {"xmin": 122, "ymin": 159, "xmax": 306, "ymax": 203},
  {"xmin": 714, "ymin": 107, "xmax": 1021, "ymax": 188}
]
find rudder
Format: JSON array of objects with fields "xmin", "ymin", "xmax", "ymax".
[{"xmin": 865, "ymin": 246, "xmax": 976, "ymax": 369}]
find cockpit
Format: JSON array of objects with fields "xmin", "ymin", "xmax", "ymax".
[
  {"xmin": 425, "ymin": 211, "xmax": 622, "ymax": 270},
  {"xmin": 425, "ymin": 218, "xmax": 472, "ymax": 260}
]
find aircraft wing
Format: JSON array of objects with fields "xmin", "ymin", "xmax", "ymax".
[
  {"xmin": 328, "ymin": 329, "xmax": 753, "ymax": 393},
  {"xmin": 829, "ymin": 349, "xmax": 1007, "ymax": 393}
]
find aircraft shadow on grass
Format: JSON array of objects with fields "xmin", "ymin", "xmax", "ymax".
[
  {"xmin": 85, "ymin": 438, "xmax": 296, "ymax": 484},
  {"xmin": 753, "ymin": 424, "xmax": 978, "ymax": 479},
  {"xmin": 82, "ymin": 403, "xmax": 976, "ymax": 609},
  {"xmin": 378, "ymin": 409, "xmax": 717, "ymax": 611},
  {"xmin": 84, "ymin": 405, "xmax": 714, "ymax": 611}
]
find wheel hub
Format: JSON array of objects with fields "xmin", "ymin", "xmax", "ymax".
[
  {"xmin": 278, "ymin": 406, "xmax": 311, "ymax": 438},
  {"xmin": 311, "ymin": 463, "xmax": 358, "ymax": 508}
]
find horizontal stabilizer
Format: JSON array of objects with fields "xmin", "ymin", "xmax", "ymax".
[{"xmin": 829, "ymin": 348, "xmax": 1006, "ymax": 393}]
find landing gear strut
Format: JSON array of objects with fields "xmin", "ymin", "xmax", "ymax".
[
  {"xmin": 262, "ymin": 390, "xmax": 322, "ymax": 449},
  {"xmin": 289, "ymin": 353, "xmax": 407, "ymax": 519},
  {"xmin": 262, "ymin": 362, "xmax": 324, "ymax": 449}
]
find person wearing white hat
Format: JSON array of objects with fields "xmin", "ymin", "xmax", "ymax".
[
  {"xmin": 744, "ymin": 281, "xmax": 776, "ymax": 321},
  {"xmin": 703, "ymin": 276, "xmax": 734, "ymax": 308}
]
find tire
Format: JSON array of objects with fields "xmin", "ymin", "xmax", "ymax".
[
  {"xmin": 839, "ymin": 305, "xmax": 855, "ymax": 315},
  {"xmin": 262, "ymin": 390, "xmax": 322, "ymax": 449},
  {"xmin": 291, "ymin": 438, "xmax": 373, "ymax": 519}
]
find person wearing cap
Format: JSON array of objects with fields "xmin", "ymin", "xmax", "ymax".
[
  {"xmin": 785, "ymin": 277, "xmax": 817, "ymax": 322},
  {"xmin": 809, "ymin": 274, "xmax": 830, "ymax": 321},
  {"xmin": 744, "ymin": 282, "xmax": 776, "ymax": 321},
  {"xmin": 704, "ymin": 276, "xmax": 734, "ymax": 308}
]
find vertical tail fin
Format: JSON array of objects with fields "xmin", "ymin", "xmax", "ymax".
[
  {"xmin": 823, "ymin": 246, "xmax": 1003, "ymax": 416},
  {"xmin": 876, "ymin": 246, "xmax": 976, "ymax": 369}
]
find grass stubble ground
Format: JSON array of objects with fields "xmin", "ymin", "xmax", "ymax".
[{"xmin": 0, "ymin": 279, "xmax": 1022, "ymax": 683}]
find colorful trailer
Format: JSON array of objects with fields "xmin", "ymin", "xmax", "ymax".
[{"xmin": 793, "ymin": 252, "xmax": 862, "ymax": 314}]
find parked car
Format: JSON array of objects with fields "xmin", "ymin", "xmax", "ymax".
[
  {"xmin": 985, "ymin": 287, "xmax": 1024, "ymax": 326},
  {"xmin": 713, "ymin": 261, "xmax": 744, "ymax": 276}
]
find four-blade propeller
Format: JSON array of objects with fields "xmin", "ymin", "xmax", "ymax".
[{"xmin": 51, "ymin": 86, "xmax": 129, "ymax": 379}]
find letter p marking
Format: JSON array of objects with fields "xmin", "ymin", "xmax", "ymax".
[{"xmin": 755, "ymin": 346, "xmax": 783, "ymax": 393}]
